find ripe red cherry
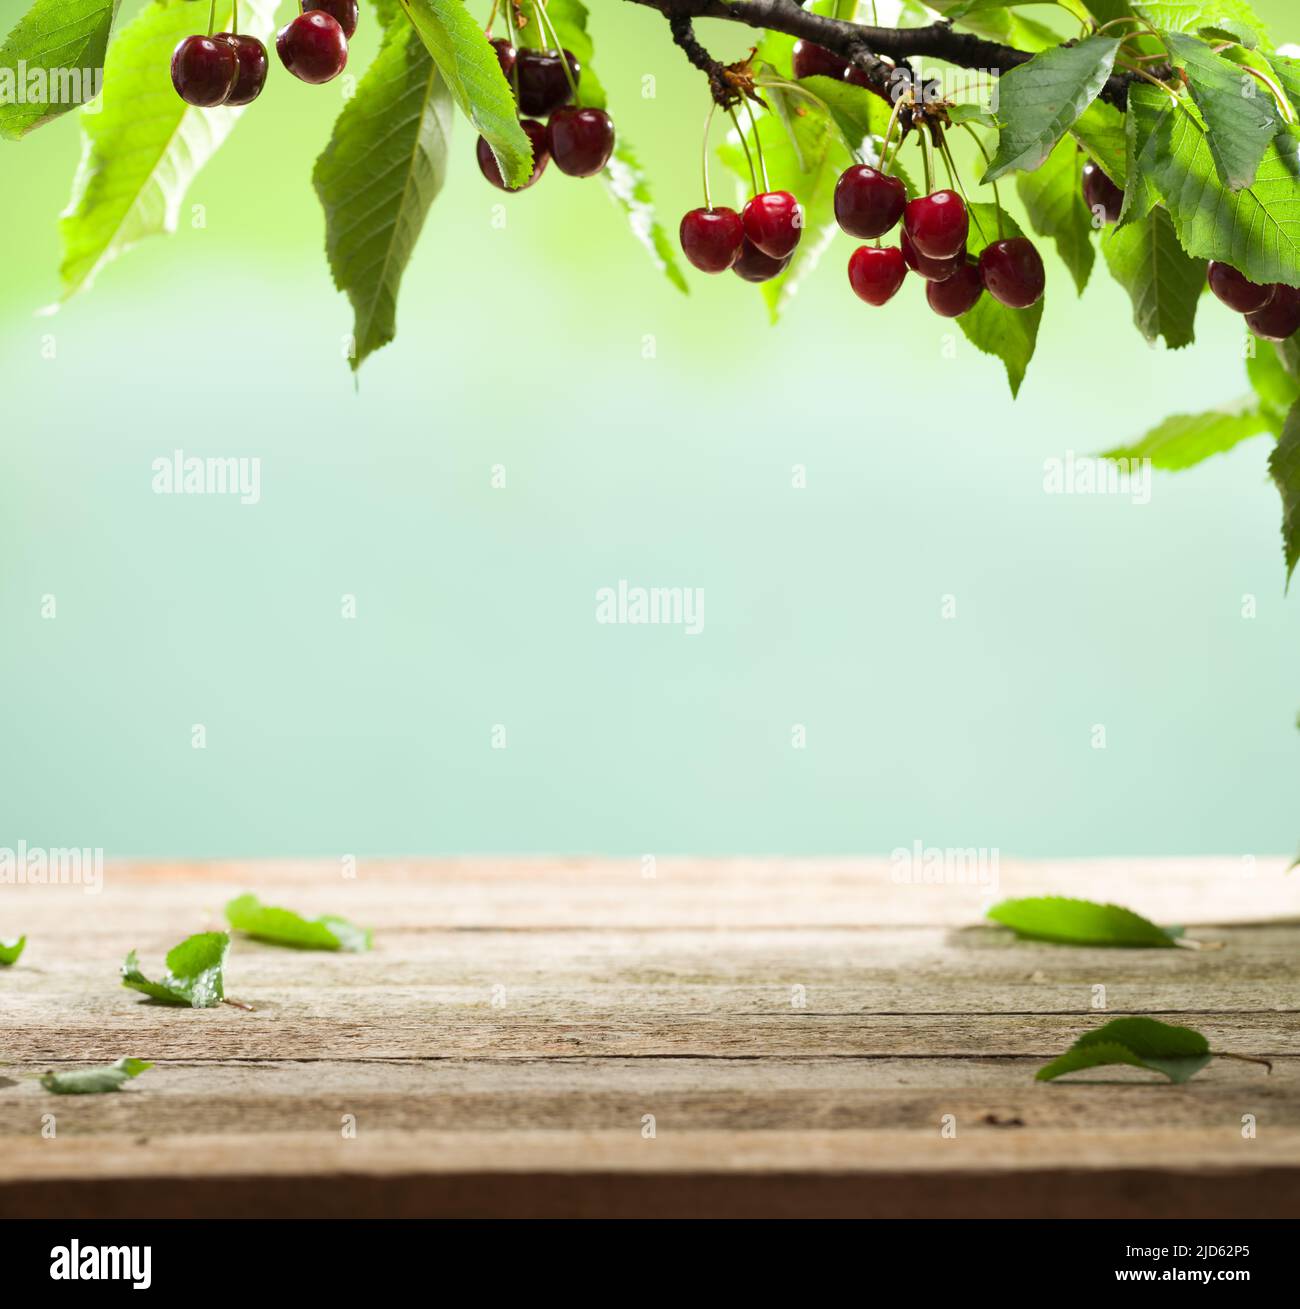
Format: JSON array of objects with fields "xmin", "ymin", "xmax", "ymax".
[
  {"xmin": 170, "ymin": 35, "xmax": 238, "ymax": 107},
  {"xmin": 1081, "ymin": 161, "xmax": 1123, "ymax": 225},
  {"xmin": 1207, "ymin": 261, "xmax": 1276, "ymax": 315},
  {"xmin": 277, "ymin": 11, "xmax": 347, "ymax": 84},
  {"xmin": 904, "ymin": 190, "xmax": 968, "ymax": 260},
  {"xmin": 302, "ymin": 0, "xmax": 357, "ymax": 38},
  {"xmin": 742, "ymin": 191, "xmax": 803, "ymax": 259},
  {"xmin": 679, "ymin": 207, "xmax": 745, "ymax": 273},
  {"xmin": 834, "ymin": 165, "xmax": 905, "ymax": 239},
  {"xmin": 547, "ymin": 106, "xmax": 614, "ymax": 177},
  {"xmin": 792, "ymin": 40, "xmax": 849, "ymax": 80},
  {"xmin": 214, "ymin": 33, "xmax": 268, "ymax": 106},
  {"xmin": 979, "ymin": 237, "xmax": 1046, "ymax": 309},
  {"xmin": 1245, "ymin": 284, "xmax": 1300, "ymax": 340},
  {"xmin": 900, "ymin": 229, "xmax": 963, "ymax": 282},
  {"xmin": 926, "ymin": 257, "xmax": 984, "ymax": 317},
  {"xmin": 477, "ymin": 118, "xmax": 548, "ymax": 190},
  {"xmin": 491, "ymin": 38, "xmax": 516, "ymax": 79},
  {"xmin": 516, "ymin": 48, "xmax": 579, "ymax": 117},
  {"xmin": 847, "ymin": 245, "xmax": 907, "ymax": 306},
  {"xmin": 733, "ymin": 238, "xmax": 792, "ymax": 283}
]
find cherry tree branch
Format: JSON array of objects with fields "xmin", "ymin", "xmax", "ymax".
[{"xmin": 624, "ymin": 0, "xmax": 1138, "ymax": 108}]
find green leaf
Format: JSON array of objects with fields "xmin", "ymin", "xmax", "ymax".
[
  {"xmin": 226, "ymin": 893, "xmax": 371, "ymax": 952},
  {"xmin": 1117, "ymin": 84, "xmax": 1173, "ymax": 228},
  {"xmin": 1165, "ymin": 34, "xmax": 1278, "ymax": 191},
  {"xmin": 601, "ymin": 135, "xmax": 689, "ymax": 297},
  {"xmin": 1071, "ymin": 98, "xmax": 1129, "ymax": 186},
  {"xmin": 1268, "ymin": 399, "xmax": 1300, "ymax": 586},
  {"xmin": 1101, "ymin": 205, "xmax": 1207, "ymax": 348},
  {"xmin": 947, "ymin": 104, "xmax": 1000, "ymax": 129},
  {"xmin": 0, "ymin": 936, "xmax": 26, "ymax": 965},
  {"xmin": 121, "ymin": 931, "xmax": 229, "ymax": 1007},
  {"xmin": 988, "ymin": 897, "xmax": 1180, "ymax": 947},
  {"xmin": 314, "ymin": 22, "xmax": 452, "ymax": 373},
  {"xmin": 944, "ymin": 0, "xmax": 1092, "ymax": 22},
  {"xmin": 924, "ymin": 0, "xmax": 1063, "ymax": 52},
  {"xmin": 522, "ymin": 0, "xmax": 604, "ymax": 110},
  {"xmin": 1015, "ymin": 137, "xmax": 1095, "ymax": 295},
  {"xmin": 1198, "ymin": 20, "xmax": 1260, "ymax": 50},
  {"xmin": 1247, "ymin": 342, "xmax": 1300, "ymax": 430},
  {"xmin": 1037, "ymin": 1017, "xmax": 1212, "ymax": 1084},
  {"xmin": 1104, "ymin": 404, "xmax": 1269, "ymax": 469},
  {"xmin": 397, "ymin": 0, "xmax": 533, "ymax": 188},
  {"xmin": 1152, "ymin": 102, "xmax": 1300, "ymax": 288},
  {"xmin": 983, "ymin": 36, "xmax": 1122, "ymax": 182},
  {"xmin": 41, "ymin": 1057, "xmax": 151, "ymax": 1095},
  {"xmin": 958, "ymin": 203, "xmax": 1044, "ymax": 397},
  {"xmin": 57, "ymin": 0, "xmax": 275, "ymax": 298},
  {"xmin": 1131, "ymin": 1, "xmax": 1275, "ymax": 51},
  {"xmin": 1261, "ymin": 52, "xmax": 1300, "ymax": 121},
  {"xmin": 0, "ymin": 0, "xmax": 119, "ymax": 140}
]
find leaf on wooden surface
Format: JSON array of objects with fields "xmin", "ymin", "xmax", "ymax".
[
  {"xmin": 121, "ymin": 931, "xmax": 229, "ymax": 1007},
  {"xmin": 1038, "ymin": 1017, "xmax": 1212, "ymax": 1084},
  {"xmin": 41, "ymin": 1057, "xmax": 152, "ymax": 1094},
  {"xmin": 314, "ymin": 20, "xmax": 453, "ymax": 372},
  {"xmin": 0, "ymin": 0, "xmax": 119, "ymax": 140},
  {"xmin": 226, "ymin": 893, "xmax": 371, "ymax": 952},
  {"xmin": 0, "ymin": 936, "xmax": 26, "ymax": 965},
  {"xmin": 1015, "ymin": 136, "xmax": 1095, "ymax": 295},
  {"xmin": 988, "ymin": 897, "xmax": 1180, "ymax": 947},
  {"xmin": 983, "ymin": 36, "xmax": 1122, "ymax": 182}
]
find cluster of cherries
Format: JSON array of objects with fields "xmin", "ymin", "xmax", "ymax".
[
  {"xmin": 170, "ymin": 0, "xmax": 355, "ymax": 107},
  {"xmin": 477, "ymin": 40, "xmax": 615, "ymax": 188}
]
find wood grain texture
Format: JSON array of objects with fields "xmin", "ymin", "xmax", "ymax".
[{"xmin": 1, "ymin": 858, "xmax": 1297, "ymax": 1218}]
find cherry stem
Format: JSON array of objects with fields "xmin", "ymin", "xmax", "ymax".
[
  {"xmin": 1214, "ymin": 1051, "xmax": 1274, "ymax": 1073},
  {"xmin": 1241, "ymin": 62, "xmax": 1296, "ymax": 125},
  {"xmin": 958, "ymin": 122, "xmax": 1003, "ymax": 238},
  {"xmin": 727, "ymin": 105, "xmax": 760, "ymax": 195},
  {"xmin": 880, "ymin": 91, "xmax": 911, "ymax": 176},
  {"xmin": 938, "ymin": 133, "xmax": 985, "ymax": 242},
  {"xmin": 701, "ymin": 99, "xmax": 718, "ymax": 209},
  {"xmin": 919, "ymin": 126, "xmax": 933, "ymax": 195},
  {"xmin": 532, "ymin": 0, "xmax": 579, "ymax": 101},
  {"xmin": 222, "ymin": 997, "xmax": 254, "ymax": 1012},
  {"xmin": 743, "ymin": 95, "xmax": 770, "ymax": 192},
  {"xmin": 486, "ymin": 0, "xmax": 499, "ymax": 36},
  {"xmin": 206, "ymin": 0, "xmax": 216, "ymax": 37},
  {"xmin": 757, "ymin": 77, "xmax": 862, "ymax": 165},
  {"xmin": 232, "ymin": 0, "xmax": 238, "ymax": 36}
]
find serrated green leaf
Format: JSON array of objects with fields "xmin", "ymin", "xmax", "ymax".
[
  {"xmin": 0, "ymin": 936, "xmax": 26, "ymax": 965},
  {"xmin": 0, "ymin": 0, "xmax": 119, "ymax": 140},
  {"xmin": 947, "ymin": 104, "xmax": 999, "ymax": 129},
  {"xmin": 41, "ymin": 1057, "xmax": 152, "ymax": 1095},
  {"xmin": 958, "ymin": 203, "xmax": 1043, "ymax": 397},
  {"xmin": 1038, "ymin": 1017, "xmax": 1212, "ymax": 1083},
  {"xmin": 1268, "ymin": 399, "xmax": 1300, "ymax": 586},
  {"xmin": 1153, "ymin": 102, "xmax": 1300, "ymax": 287},
  {"xmin": 1198, "ymin": 20, "xmax": 1260, "ymax": 50},
  {"xmin": 1015, "ymin": 137, "xmax": 1095, "ymax": 295},
  {"xmin": 314, "ymin": 22, "xmax": 452, "ymax": 373},
  {"xmin": 1279, "ymin": 335, "xmax": 1300, "ymax": 380},
  {"xmin": 121, "ymin": 931, "xmax": 229, "ymax": 1007},
  {"xmin": 1072, "ymin": 98, "xmax": 1129, "ymax": 186},
  {"xmin": 1166, "ymin": 34, "xmax": 1278, "ymax": 190},
  {"xmin": 1247, "ymin": 343, "xmax": 1300, "ymax": 430},
  {"xmin": 988, "ymin": 896, "xmax": 1179, "ymax": 947},
  {"xmin": 226, "ymin": 893, "xmax": 371, "ymax": 952},
  {"xmin": 601, "ymin": 135, "xmax": 689, "ymax": 296},
  {"xmin": 983, "ymin": 36, "xmax": 1122, "ymax": 182},
  {"xmin": 522, "ymin": 0, "xmax": 604, "ymax": 110},
  {"xmin": 1117, "ymin": 84, "xmax": 1174, "ymax": 228},
  {"xmin": 397, "ymin": 0, "xmax": 532, "ymax": 188},
  {"xmin": 1261, "ymin": 52, "xmax": 1300, "ymax": 121},
  {"xmin": 944, "ymin": 0, "xmax": 1092, "ymax": 22},
  {"xmin": 1104, "ymin": 404, "xmax": 1269, "ymax": 468},
  {"xmin": 1131, "ymin": 1, "xmax": 1275, "ymax": 52},
  {"xmin": 925, "ymin": 0, "xmax": 1062, "ymax": 51},
  {"xmin": 1102, "ymin": 205, "xmax": 1206, "ymax": 348},
  {"xmin": 57, "ymin": 0, "xmax": 275, "ymax": 298}
]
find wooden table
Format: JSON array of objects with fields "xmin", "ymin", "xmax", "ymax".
[{"xmin": 2, "ymin": 858, "xmax": 1297, "ymax": 1218}]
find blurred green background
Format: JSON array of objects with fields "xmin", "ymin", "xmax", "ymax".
[{"xmin": 0, "ymin": 0, "xmax": 1296, "ymax": 858}]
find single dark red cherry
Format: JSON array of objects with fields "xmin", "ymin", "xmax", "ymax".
[
  {"xmin": 904, "ymin": 190, "xmax": 968, "ymax": 260},
  {"xmin": 1081, "ymin": 161, "xmax": 1123, "ymax": 225},
  {"xmin": 491, "ymin": 37, "xmax": 516, "ymax": 79},
  {"xmin": 477, "ymin": 118, "xmax": 548, "ymax": 190},
  {"xmin": 926, "ymin": 257, "xmax": 984, "ymax": 317},
  {"xmin": 733, "ymin": 238, "xmax": 792, "ymax": 283},
  {"xmin": 302, "ymin": 0, "xmax": 357, "ymax": 38},
  {"xmin": 516, "ymin": 48, "xmax": 579, "ymax": 117},
  {"xmin": 277, "ymin": 11, "xmax": 347, "ymax": 83},
  {"xmin": 792, "ymin": 40, "xmax": 850, "ymax": 80},
  {"xmin": 1245, "ymin": 284, "xmax": 1300, "ymax": 341},
  {"xmin": 834, "ymin": 165, "xmax": 906, "ymax": 240},
  {"xmin": 546, "ymin": 106, "xmax": 614, "ymax": 177},
  {"xmin": 679, "ymin": 207, "xmax": 745, "ymax": 274},
  {"xmin": 170, "ymin": 34, "xmax": 238, "ymax": 107},
  {"xmin": 847, "ymin": 245, "xmax": 907, "ymax": 306},
  {"xmin": 1207, "ymin": 261, "xmax": 1276, "ymax": 315},
  {"xmin": 213, "ymin": 33, "xmax": 268, "ymax": 106},
  {"xmin": 742, "ymin": 191, "xmax": 803, "ymax": 259},
  {"xmin": 979, "ymin": 237, "xmax": 1046, "ymax": 309},
  {"xmin": 900, "ymin": 229, "xmax": 963, "ymax": 282}
]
